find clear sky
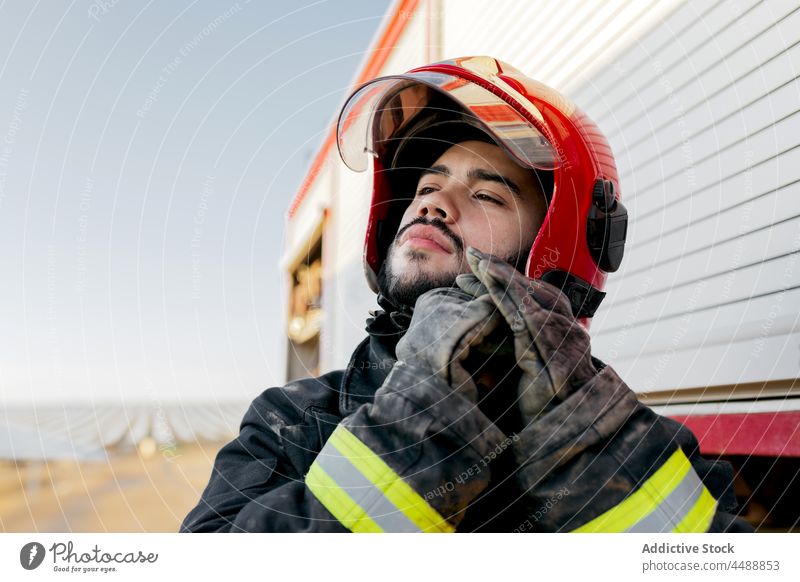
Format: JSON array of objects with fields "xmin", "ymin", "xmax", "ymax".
[{"xmin": 0, "ymin": 0, "xmax": 391, "ymax": 404}]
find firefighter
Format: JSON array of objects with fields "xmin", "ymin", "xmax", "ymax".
[{"xmin": 181, "ymin": 57, "xmax": 752, "ymax": 532}]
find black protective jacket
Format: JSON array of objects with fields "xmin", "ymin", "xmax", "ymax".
[{"xmin": 181, "ymin": 306, "xmax": 752, "ymax": 533}]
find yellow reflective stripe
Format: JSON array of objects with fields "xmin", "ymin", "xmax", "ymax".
[
  {"xmin": 672, "ymin": 486, "xmax": 717, "ymax": 533},
  {"xmin": 573, "ymin": 448, "xmax": 702, "ymax": 533},
  {"xmin": 329, "ymin": 425, "xmax": 455, "ymax": 533},
  {"xmin": 305, "ymin": 461, "xmax": 384, "ymax": 533}
]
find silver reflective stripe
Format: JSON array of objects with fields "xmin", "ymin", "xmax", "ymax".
[
  {"xmin": 314, "ymin": 445, "xmax": 422, "ymax": 533},
  {"xmin": 625, "ymin": 464, "xmax": 706, "ymax": 533}
]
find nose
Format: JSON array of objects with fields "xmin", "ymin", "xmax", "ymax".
[{"xmin": 415, "ymin": 188, "xmax": 459, "ymax": 223}]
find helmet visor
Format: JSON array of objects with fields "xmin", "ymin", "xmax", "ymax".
[{"xmin": 337, "ymin": 71, "xmax": 561, "ymax": 172}]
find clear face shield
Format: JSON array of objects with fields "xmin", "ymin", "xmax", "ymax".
[{"xmin": 337, "ymin": 71, "xmax": 562, "ymax": 173}]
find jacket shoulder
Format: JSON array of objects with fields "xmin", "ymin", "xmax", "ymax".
[{"xmin": 242, "ymin": 369, "xmax": 345, "ymax": 431}]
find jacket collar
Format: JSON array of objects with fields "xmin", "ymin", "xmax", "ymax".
[{"xmin": 338, "ymin": 306, "xmax": 409, "ymax": 416}]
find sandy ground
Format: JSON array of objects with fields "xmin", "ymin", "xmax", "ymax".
[{"xmin": 0, "ymin": 442, "xmax": 222, "ymax": 532}]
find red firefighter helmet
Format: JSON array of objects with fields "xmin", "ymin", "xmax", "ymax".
[{"xmin": 336, "ymin": 56, "xmax": 627, "ymax": 319}]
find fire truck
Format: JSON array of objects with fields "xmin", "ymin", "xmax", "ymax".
[{"xmin": 282, "ymin": 0, "xmax": 800, "ymax": 531}]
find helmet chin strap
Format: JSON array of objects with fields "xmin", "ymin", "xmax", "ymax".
[{"xmin": 539, "ymin": 270, "xmax": 606, "ymax": 319}]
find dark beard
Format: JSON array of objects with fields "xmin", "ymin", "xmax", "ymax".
[
  {"xmin": 377, "ymin": 249, "xmax": 461, "ymax": 309},
  {"xmin": 376, "ymin": 218, "xmax": 529, "ymax": 309}
]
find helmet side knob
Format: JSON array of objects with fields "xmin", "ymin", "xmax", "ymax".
[{"xmin": 587, "ymin": 179, "xmax": 628, "ymax": 273}]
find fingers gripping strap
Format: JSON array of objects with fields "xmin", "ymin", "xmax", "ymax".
[
  {"xmin": 306, "ymin": 424, "xmax": 455, "ymax": 533},
  {"xmin": 572, "ymin": 448, "xmax": 718, "ymax": 533}
]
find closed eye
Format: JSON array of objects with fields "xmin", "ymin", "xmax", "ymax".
[{"xmin": 474, "ymin": 192, "xmax": 503, "ymax": 205}]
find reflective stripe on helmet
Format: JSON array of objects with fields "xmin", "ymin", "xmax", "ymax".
[
  {"xmin": 572, "ymin": 448, "xmax": 717, "ymax": 533},
  {"xmin": 306, "ymin": 424, "xmax": 455, "ymax": 533}
]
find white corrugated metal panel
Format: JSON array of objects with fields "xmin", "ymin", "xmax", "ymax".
[
  {"xmin": 379, "ymin": 5, "xmax": 430, "ymax": 75},
  {"xmin": 440, "ymin": 0, "xmax": 685, "ymax": 91},
  {"xmin": 568, "ymin": 0, "xmax": 800, "ymax": 392},
  {"xmin": 440, "ymin": 0, "xmax": 799, "ymax": 391}
]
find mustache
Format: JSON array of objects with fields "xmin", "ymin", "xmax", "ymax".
[{"xmin": 395, "ymin": 217, "xmax": 464, "ymax": 254}]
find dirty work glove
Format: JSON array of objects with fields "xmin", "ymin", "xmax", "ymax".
[
  {"xmin": 453, "ymin": 248, "xmax": 751, "ymax": 534},
  {"xmin": 455, "ymin": 247, "xmax": 598, "ymax": 423},
  {"xmin": 317, "ymin": 287, "xmax": 512, "ymax": 530},
  {"xmin": 395, "ymin": 286, "xmax": 506, "ymax": 403}
]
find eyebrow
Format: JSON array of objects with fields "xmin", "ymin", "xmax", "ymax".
[
  {"xmin": 418, "ymin": 164, "xmax": 522, "ymax": 197},
  {"xmin": 418, "ymin": 164, "xmax": 450, "ymax": 179},
  {"xmin": 469, "ymin": 168, "xmax": 521, "ymax": 197}
]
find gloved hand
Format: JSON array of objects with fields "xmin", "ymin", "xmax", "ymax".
[
  {"xmin": 395, "ymin": 286, "xmax": 507, "ymax": 402},
  {"xmin": 455, "ymin": 247, "xmax": 599, "ymax": 423},
  {"xmin": 330, "ymin": 285, "xmax": 513, "ymax": 529}
]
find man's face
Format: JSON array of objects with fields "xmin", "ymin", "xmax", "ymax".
[{"xmin": 378, "ymin": 140, "xmax": 548, "ymax": 308}]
